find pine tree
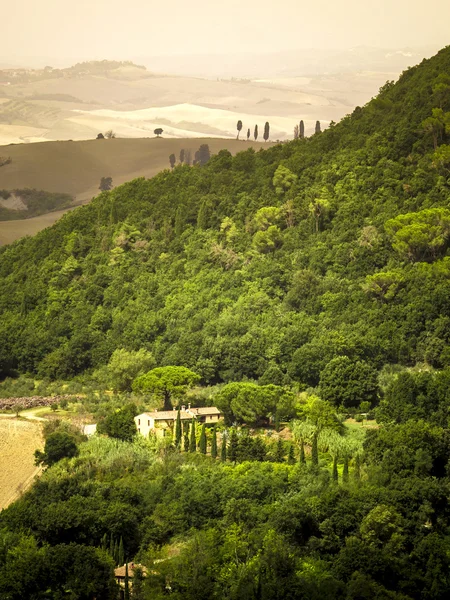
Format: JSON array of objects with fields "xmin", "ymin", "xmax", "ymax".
[
  {"xmin": 199, "ymin": 423, "xmax": 207, "ymax": 454},
  {"xmin": 221, "ymin": 434, "xmax": 227, "ymax": 461},
  {"xmin": 254, "ymin": 124, "xmax": 258, "ymax": 141},
  {"xmin": 299, "ymin": 441, "xmax": 306, "ymax": 466},
  {"xmin": 124, "ymin": 561, "xmax": 130, "ymax": 600},
  {"xmin": 299, "ymin": 120, "xmax": 305, "ymax": 138},
  {"xmin": 287, "ymin": 444, "xmax": 295, "ymax": 465},
  {"xmin": 263, "ymin": 121, "xmax": 270, "ymax": 142},
  {"xmin": 189, "ymin": 418, "xmax": 196, "ymax": 452},
  {"xmin": 343, "ymin": 454, "xmax": 349, "ymax": 484},
  {"xmin": 175, "ymin": 407, "xmax": 182, "ymax": 448},
  {"xmin": 229, "ymin": 430, "xmax": 238, "ymax": 463},
  {"xmin": 311, "ymin": 432, "xmax": 319, "ymax": 469},
  {"xmin": 118, "ymin": 536, "xmax": 124, "ymax": 566},
  {"xmin": 315, "ymin": 120, "xmax": 321, "ymax": 134},
  {"xmin": 275, "ymin": 438, "xmax": 285, "ymax": 462},
  {"xmin": 211, "ymin": 426, "xmax": 217, "ymax": 459},
  {"xmin": 332, "ymin": 456, "xmax": 339, "ymax": 482}
]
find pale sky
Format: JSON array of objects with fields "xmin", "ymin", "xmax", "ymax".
[{"xmin": 1, "ymin": 0, "xmax": 449, "ymax": 61}]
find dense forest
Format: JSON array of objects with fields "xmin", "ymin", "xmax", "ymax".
[{"xmin": 0, "ymin": 46, "xmax": 450, "ymax": 599}]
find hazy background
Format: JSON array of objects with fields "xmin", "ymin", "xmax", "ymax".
[{"xmin": 1, "ymin": 0, "xmax": 449, "ymax": 73}]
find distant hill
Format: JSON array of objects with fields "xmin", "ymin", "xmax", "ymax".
[{"xmin": 0, "ymin": 137, "xmax": 268, "ymax": 244}]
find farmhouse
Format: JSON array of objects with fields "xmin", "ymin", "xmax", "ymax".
[{"xmin": 135, "ymin": 404, "xmax": 222, "ymax": 437}]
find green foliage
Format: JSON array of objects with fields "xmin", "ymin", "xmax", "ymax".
[
  {"xmin": 320, "ymin": 356, "xmax": 379, "ymax": 409},
  {"xmin": 199, "ymin": 423, "xmax": 207, "ymax": 454},
  {"xmin": 385, "ymin": 208, "xmax": 450, "ymax": 262},
  {"xmin": 34, "ymin": 431, "xmax": 79, "ymax": 467},
  {"xmin": 189, "ymin": 418, "xmax": 196, "ymax": 453},
  {"xmin": 96, "ymin": 347, "xmax": 155, "ymax": 392},
  {"xmin": 97, "ymin": 403, "xmax": 138, "ymax": 441},
  {"xmin": 133, "ymin": 366, "xmax": 200, "ymax": 410},
  {"xmin": 211, "ymin": 426, "xmax": 218, "ymax": 459}
]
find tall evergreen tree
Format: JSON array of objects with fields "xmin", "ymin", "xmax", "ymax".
[
  {"xmin": 183, "ymin": 421, "xmax": 190, "ymax": 452},
  {"xmin": 211, "ymin": 426, "xmax": 218, "ymax": 459},
  {"xmin": 124, "ymin": 562, "xmax": 130, "ymax": 600},
  {"xmin": 229, "ymin": 430, "xmax": 238, "ymax": 463},
  {"xmin": 300, "ymin": 120, "xmax": 305, "ymax": 138},
  {"xmin": 118, "ymin": 536, "xmax": 124, "ymax": 566},
  {"xmin": 109, "ymin": 533, "xmax": 114, "ymax": 560},
  {"xmin": 263, "ymin": 121, "xmax": 270, "ymax": 142},
  {"xmin": 236, "ymin": 120, "xmax": 243, "ymax": 140},
  {"xmin": 175, "ymin": 407, "xmax": 182, "ymax": 448},
  {"xmin": 247, "ymin": 128, "xmax": 250, "ymax": 141},
  {"xmin": 315, "ymin": 120, "xmax": 321, "ymax": 134},
  {"xmin": 101, "ymin": 533, "xmax": 108, "ymax": 552},
  {"xmin": 199, "ymin": 423, "xmax": 207, "ymax": 454},
  {"xmin": 113, "ymin": 539, "xmax": 118, "ymax": 565},
  {"xmin": 287, "ymin": 444, "xmax": 295, "ymax": 465},
  {"xmin": 299, "ymin": 440, "xmax": 306, "ymax": 466},
  {"xmin": 275, "ymin": 438, "xmax": 285, "ymax": 462},
  {"xmin": 343, "ymin": 455, "xmax": 349, "ymax": 484},
  {"xmin": 332, "ymin": 456, "xmax": 339, "ymax": 482},
  {"xmin": 254, "ymin": 124, "xmax": 258, "ymax": 141},
  {"xmin": 189, "ymin": 418, "xmax": 196, "ymax": 452},
  {"xmin": 311, "ymin": 432, "xmax": 319, "ymax": 469},
  {"xmin": 169, "ymin": 153, "xmax": 176, "ymax": 169},
  {"xmin": 354, "ymin": 454, "xmax": 361, "ymax": 482},
  {"xmin": 179, "ymin": 148, "xmax": 185, "ymax": 164},
  {"xmin": 221, "ymin": 434, "xmax": 227, "ymax": 461}
]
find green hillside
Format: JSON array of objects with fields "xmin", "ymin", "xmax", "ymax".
[
  {"xmin": 0, "ymin": 47, "xmax": 449, "ymax": 383},
  {"xmin": 1, "ymin": 47, "xmax": 450, "ymax": 600}
]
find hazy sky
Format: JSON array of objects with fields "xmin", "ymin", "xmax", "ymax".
[{"xmin": 2, "ymin": 0, "xmax": 449, "ymax": 61}]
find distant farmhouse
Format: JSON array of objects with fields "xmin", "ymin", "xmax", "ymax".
[{"xmin": 135, "ymin": 404, "xmax": 222, "ymax": 437}]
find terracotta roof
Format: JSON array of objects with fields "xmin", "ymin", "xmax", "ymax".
[
  {"xmin": 114, "ymin": 562, "xmax": 147, "ymax": 578},
  {"xmin": 189, "ymin": 407, "xmax": 222, "ymax": 415}
]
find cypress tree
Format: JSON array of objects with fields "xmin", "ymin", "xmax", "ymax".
[
  {"xmin": 101, "ymin": 533, "xmax": 108, "ymax": 551},
  {"xmin": 124, "ymin": 562, "xmax": 130, "ymax": 600},
  {"xmin": 343, "ymin": 455, "xmax": 349, "ymax": 484},
  {"xmin": 275, "ymin": 438, "xmax": 285, "ymax": 462},
  {"xmin": 109, "ymin": 533, "xmax": 114, "ymax": 559},
  {"xmin": 254, "ymin": 124, "xmax": 258, "ymax": 141},
  {"xmin": 118, "ymin": 536, "xmax": 124, "ymax": 566},
  {"xmin": 236, "ymin": 120, "xmax": 243, "ymax": 139},
  {"xmin": 183, "ymin": 421, "xmax": 189, "ymax": 452},
  {"xmin": 221, "ymin": 434, "xmax": 227, "ymax": 461},
  {"xmin": 299, "ymin": 440, "xmax": 306, "ymax": 466},
  {"xmin": 300, "ymin": 120, "xmax": 305, "ymax": 138},
  {"xmin": 229, "ymin": 430, "xmax": 238, "ymax": 463},
  {"xmin": 199, "ymin": 423, "xmax": 207, "ymax": 454},
  {"xmin": 247, "ymin": 128, "xmax": 250, "ymax": 141},
  {"xmin": 311, "ymin": 432, "xmax": 319, "ymax": 469},
  {"xmin": 189, "ymin": 418, "xmax": 196, "ymax": 452},
  {"xmin": 332, "ymin": 456, "xmax": 339, "ymax": 482},
  {"xmin": 263, "ymin": 121, "xmax": 270, "ymax": 142},
  {"xmin": 211, "ymin": 426, "xmax": 217, "ymax": 459},
  {"xmin": 315, "ymin": 120, "xmax": 321, "ymax": 134},
  {"xmin": 113, "ymin": 539, "xmax": 118, "ymax": 565},
  {"xmin": 179, "ymin": 148, "xmax": 185, "ymax": 164},
  {"xmin": 354, "ymin": 454, "xmax": 361, "ymax": 482},
  {"xmin": 197, "ymin": 201, "xmax": 208, "ymax": 229},
  {"xmin": 175, "ymin": 407, "xmax": 182, "ymax": 448},
  {"xmin": 287, "ymin": 444, "xmax": 295, "ymax": 465}
]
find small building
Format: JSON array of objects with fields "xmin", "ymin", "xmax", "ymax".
[
  {"xmin": 83, "ymin": 423, "xmax": 97, "ymax": 436},
  {"xmin": 114, "ymin": 562, "xmax": 147, "ymax": 597},
  {"xmin": 135, "ymin": 404, "xmax": 222, "ymax": 437}
]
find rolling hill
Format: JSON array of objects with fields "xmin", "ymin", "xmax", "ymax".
[{"xmin": 0, "ymin": 137, "xmax": 267, "ymax": 245}]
